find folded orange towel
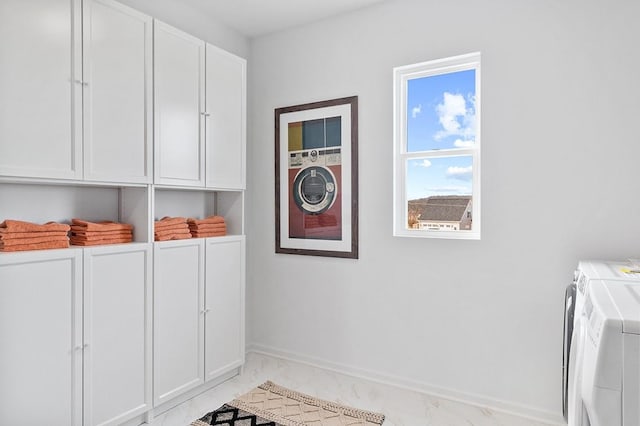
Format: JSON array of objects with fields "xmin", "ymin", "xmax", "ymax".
[
  {"xmin": 71, "ymin": 233, "xmax": 132, "ymax": 242},
  {"xmin": 71, "ymin": 230, "xmax": 132, "ymax": 237},
  {"xmin": 154, "ymin": 216, "xmax": 188, "ymax": 228},
  {"xmin": 0, "ymin": 231, "xmax": 69, "ymax": 240},
  {"xmin": 70, "ymin": 236, "xmax": 132, "ymax": 246},
  {"xmin": 0, "ymin": 220, "xmax": 70, "ymax": 233},
  {"xmin": 0, "ymin": 240, "xmax": 69, "ymax": 252},
  {"xmin": 187, "ymin": 216, "xmax": 225, "ymax": 226},
  {"xmin": 188, "ymin": 223, "xmax": 227, "ymax": 231},
  {"xmin": 155, "ymin": 227, "xmax": 191, "ymax": 237},
  {"xmin": 191, "ymin": 231, "xmax": 227, "ymax": 238},
  {"xmin": 0, "ymin": 236, "xmax": 69, "ymax": 246},
  {"xmin": 71, "ymin": 219, "xmax": 133, "ymax": 232},
  {"xmin": 154, "ymin": 233, "xmax": 192, "ymax": 241},
  {"xmin": 154, "ymin": 224, "xmax": 190, "ymax": 234}
]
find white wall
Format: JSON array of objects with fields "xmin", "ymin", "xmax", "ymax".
[
  {"xmin": 117, "ymin": 0, "xmax": 248, "ymax": 58},
  {"xmin": 246, "ymin": 0, "xmax": 640, "ymax": 421}
]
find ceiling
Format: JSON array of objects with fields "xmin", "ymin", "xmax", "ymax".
[{"xmin": 178, "ymin": 0, "xmax": 388, "ymax": 38}]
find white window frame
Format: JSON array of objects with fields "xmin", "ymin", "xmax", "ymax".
[{"xmin": 393, "ymin": 52, "xmax": 481, "ymax": 240}]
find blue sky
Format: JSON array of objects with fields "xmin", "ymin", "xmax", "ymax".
[
  {"xmin": 406, "ymin": 69, "xmax": 476, "ymax": 200},
  {"xmin": 407, "ymin": 156, "xmax": 473, "ymax": 200}
]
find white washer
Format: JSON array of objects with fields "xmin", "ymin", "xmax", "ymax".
[
  {"xmin": 576, "ymin": 259, "xmax": 640, "ymax": 312},
  {"xmin": 564, "ymin": 260, "xmax": 640, "ymax": 424},
  {"xmin": 580, "ymin": 279, "xmax": 640, "ymax": 426}
]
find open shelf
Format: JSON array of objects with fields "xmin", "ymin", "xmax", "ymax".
[
  {"xmin": 0, "ymin": 182, "xmax": 151, "ymax": 244},
  {"xmin": 153, "ymin": 188, "xmax": 244, "ymax": 237}
]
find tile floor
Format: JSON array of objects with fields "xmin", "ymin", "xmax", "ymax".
[{"xmin": 149, "ymin": 352, "xmax": 560, "ymax": 426}]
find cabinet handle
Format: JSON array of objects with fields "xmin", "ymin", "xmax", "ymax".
[
  {"xmin": 201, "ymin": 112, "xmax": 211, "ymax": 117},
  {"xmin": 202, "ymin": 307, "xmax": 211, "ymax": 314},
  {"xmin": 74, "ymin": 79, "xmax": 89, "ymax": 86}
]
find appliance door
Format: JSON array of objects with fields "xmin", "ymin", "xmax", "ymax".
[
  {"xmin": 563, "ymin": 283, "xmax": 577, "ymax": 421},
  {"xmin": 568, "ymin": 313, "xmax": 587, "ymax": 426}
]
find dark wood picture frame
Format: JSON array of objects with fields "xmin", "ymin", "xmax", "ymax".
[{"xmin": 275, "ymin": 96, "xmax": 358, "ymax": 258}]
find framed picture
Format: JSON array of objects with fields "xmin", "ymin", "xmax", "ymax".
[{"xmin": 275, "ymin": 96, "xmax": 358, "ymax": 258}]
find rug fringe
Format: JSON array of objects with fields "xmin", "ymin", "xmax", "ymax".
[{"xmin": 257, "ymin": 380, "xmax": 386, "ymax": 424}]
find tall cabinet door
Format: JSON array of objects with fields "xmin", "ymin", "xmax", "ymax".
[
  {"xmin": 0, "ymin": 0, "xmax": 82, "ymax": 179},
  {"xmin": 204, "ymin": 236, "xmax": 245, "ymax": 381},
  {"xmin": 153, "ymin": 239, "xmax": 205, "ymax": 406},
  {"xmin": 154, "ymin": 21, "xmax": 205, "ymax": 186},
  {"xmin": 205, "ymin": 44, "xmax": 246, "ymax": 190},
  {"xmin": 83, "ymin": 244, "xmax": 152, "ymax": 426},
  {"xmin": 83, "ymin": 0, "xmax": 152, "ymax": 183},
  {"xmin": 0, "ymin": 250, "xmax": 83, "ymax": 426}
]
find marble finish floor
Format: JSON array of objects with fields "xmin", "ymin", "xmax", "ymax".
[{"xmin": 149, "ymin": 352, "xmax": 559, "ymax": 426}]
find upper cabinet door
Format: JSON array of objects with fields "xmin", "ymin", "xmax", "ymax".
[
  {"xmin": 0, "ymin": 0, "xmax": 82, "ymax": 180},
  {"xmin": 83, "ymin": 0, "xmax": 152, "ymax": 184},
  {"xmin": 205, "ymin": 44, "xmax": 246, "ymax": 190},
  {"xmin": 154, "ymin": 21, "xmax": 205, "ymax": 186}
]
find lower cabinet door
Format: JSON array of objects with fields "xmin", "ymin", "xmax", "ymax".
[
  {"xmin": 153, "ymin": 239, "xmax": 205, "ymax": 406},
  {"xmin": 204, "ymin": 236, "xmax": 245, "ymax": 381},
  {"xmin": 83, "ymin": 244, "xmax": 151, "ymax": 426},
  {"xmin": 0, "ymin": 250, "xmax": 83, "ymax": 426}
]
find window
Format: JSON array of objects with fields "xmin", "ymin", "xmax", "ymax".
[{"xmin": 393, "ymin": 52, "xmax": 481, "ymax": 239}]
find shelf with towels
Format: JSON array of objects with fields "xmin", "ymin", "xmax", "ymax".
[
  {"xmin": 0, "ymin": 181, "xmax": 151, "ymax": 248},
  {"xmin": 153, "ymin": 187, "xmax": 244, "ymax": 239}
]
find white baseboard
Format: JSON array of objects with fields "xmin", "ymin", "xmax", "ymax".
[{"xmin": 246, "ymin": 343, "xmax": 565, "ymax": 426}]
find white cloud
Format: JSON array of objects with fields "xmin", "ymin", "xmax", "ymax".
[
  {"xmin": 434, "ymin": 92, "xmax": 476, "ymax": 141},
  {"xmin": 446, "ymin": 165, "xmax": 473, "ymax": 181},
  {"xmin": 453, "ymin": 139, "xmax": 475, "ymax": 148},
  {"xmin": 416, "ymin": 159, "xmax": 431, "ymax": 168},
  {"xmin": 411, "ymin": 104, "xmax": 422, "ymax": 118}
]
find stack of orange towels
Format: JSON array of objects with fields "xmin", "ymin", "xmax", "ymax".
[
  {"xmin": 154, "ymin": 216, "xmax": 191, "ymax": 241},
  {"xmin": 187, "ymin": 215, "xmax": 227, "ymax": 238},
  {"xmin": 0, "ymin": 219, "xmax": 70, "ymax": 252},
  {"xmin": 70, "ymin": 219, "xmax": 133, "ymax": 246}
]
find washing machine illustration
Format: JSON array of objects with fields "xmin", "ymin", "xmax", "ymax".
[{"xmin": 287, "ymin": 116, "xmax": 342, "ymax": 240}]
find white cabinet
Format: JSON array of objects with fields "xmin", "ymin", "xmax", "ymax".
[
  {"xmin": 83, "ymin": 244, "xmax": 152, "ymax": 426},
  {"xmin": 0, "ymin": 0, "xmax": 83, "ymax": 179},
  {"xmin": 204, "ymin": 236, "xmax": 245, "ymax": 379},
  {"xmin": 153, "ymin": 236, "xmax": 245, "ymax": 406},
  {"xmin": 1, "ymin": 1, "xmax": 245, "ymax": 422},
  {"xmin": 205, "ymin": 44, "xmax": 246, "ymax": 190},
  {"xmin": 0, "ymin": 0, "xmax": 151, "ymax": 183},
  {"xmin": 82, "ymin": 0, "xmax": 152, "ymax": 183},
  {"xmin": 153, "ymin": 239, "xmax": 205, "ymax": 406},
  {"xmin": 0, "ymin": 250, "xmax": 83, "ymax": 426},
  {"xmin": 154, "ymin": 21, "xmax": 246, "ymax": 189},
  {"xmin": 153, "ymin": 21, "xmax": 205, "ymax": 186}
]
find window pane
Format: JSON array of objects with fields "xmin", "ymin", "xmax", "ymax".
[
  {"xmin": 407, "ymin": 69, "xmax": 476, "ymax": 152},
  {"xmin": 406, "ymin": 156, "xmax": 473, "ymax": 231}
]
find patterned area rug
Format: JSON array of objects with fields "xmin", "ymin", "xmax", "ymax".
[{"xmin": 192, "ymin": 381, "xmax": 385, "ymax": 426}]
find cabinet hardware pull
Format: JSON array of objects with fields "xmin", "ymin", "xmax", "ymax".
[
  {"xmin": 201, "ymin": 112, "xmax": 211, "ymax": 117},
  {"xmin": 74, "ymin": 79, "xmax": 89, "ymax": 86}
]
